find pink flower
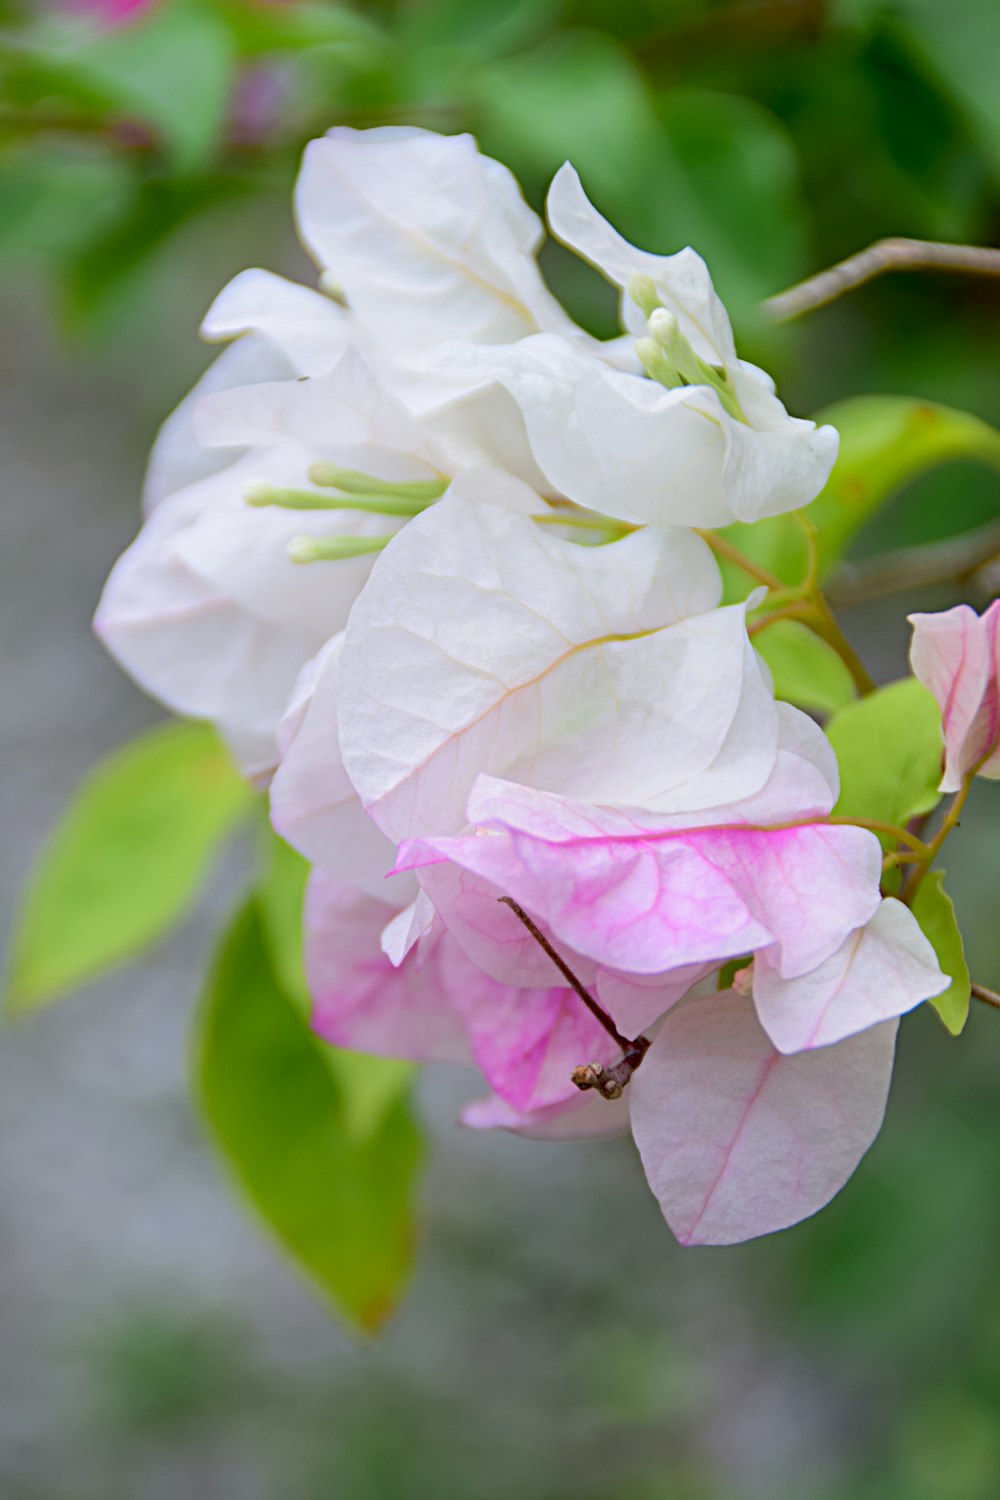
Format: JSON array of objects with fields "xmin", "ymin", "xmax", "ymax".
[
  {"xmin": 909, "ymin": 601, "xmax": 1000, "ymax": 792},
  {"xmin": 389, "ymin": 776, "xmax": 944, "ymax": 1244}
]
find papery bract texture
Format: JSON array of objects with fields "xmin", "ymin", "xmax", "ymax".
[
  {"xmin": 336, "ymin": 473, "xmax": 725, "ymax": 845},
  {"xmin": 630, "ymin": 992, "xmax": 897, "ymax": 1245},
  {"xmin": 909, "ymin": 600, "xmax": 1000, "ymax": 791},
  {"xmin": 305, "ymin": 872, "xmax": 618, "ymax": 1112},
  {"xmin": 752, "ymin": 897, "xmax": 948, "ymax": 1053},
  {"xmin": 296, "ymin": 126, "xmax": 582, "ymax": 353}
]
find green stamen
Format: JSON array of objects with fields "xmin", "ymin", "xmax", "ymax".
[
  {"xmin": 307, "ymin": 463, "xmax": 447, "ymax": 503},
  {"xmin": 643, "ymin": 308, "xmax": 746, "ymax": 423},
  {"xmin": 288, "ymin": 534, "xmax": 391, "ymax": 564},
  {"xmin": 627, "ymin": 273, "xmax": 661, "ymax": 320},
  {"xmin": 246, "ymin": 481, "xmax": 430, "ymax": 517},
  {"xmin": 635, "ymin": 337, "xmax": 685, "ymax": 390}
]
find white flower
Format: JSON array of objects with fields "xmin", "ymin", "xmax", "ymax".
[{"xmin": 428, "ymin": 164, "xmax": 838, "ymax": 528}]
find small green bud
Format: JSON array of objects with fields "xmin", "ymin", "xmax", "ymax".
[
  {"xmin": 635, "ymin": 337, "xmax": 684, "ymax": 389},
  {"xmin": 627, "ymin": 274, "xmax": 661, "ymax": 320},
  {"xmin": 288, "ymin": 534, "xmax": 391, "ymax": 564},
  {"xmin": 318, "ymin": 271, "xmax": 346, "ymax": 304}
]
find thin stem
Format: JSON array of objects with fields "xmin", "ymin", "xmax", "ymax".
[
  {"xmin": 694, "ymin": 529, "xmax": 784, "ymax": 592},
  {"xmin": 795, "ymin": 511, "xmax": 821, "ymax": 592},
  {"xmin": 826, "ymin": 816, "xmax": 928, "ymax": 854},
  {"xmin": 747, "ymin": 601, "xmax": 814, "ymax": 638},
  {"xmin": 805, "ymin": 596, "xmax": 878, "ymax": 696},
  {"xmin": 827, "ymin": 518, "xmax": 1000, "ymax": 607},
  {"xmin": 498, "ymin": 897, "xmax": 647, "ymax": 1065},
  {"xmin": 972, "ymin": 982, "xmax": 1000, "ymax": 1012},
  {"xmin": 904, "ymin": 778, "xmax": 974, "ymax": 903},
  {"xmin": 763, "ymin": 237, "xmax": 1000, "ymax": 323}
]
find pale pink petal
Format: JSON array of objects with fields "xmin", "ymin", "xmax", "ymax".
[
  {"xmin": 440, "ymin": 945, "xmax": 616, "ymax": 1112},
  {"xmin": 595, "ymin": 965, "xmax": 713, "ymax": 1036},
  {"xmin": 909, "ymin": 603, "xmax": 1000, "ymax": 791},
  {"xmin": 401, "ymin": 785, "xmax": 880, "ymax": 980},
  {"xmin": 753, "ymin": 898, "xmax": 947, "ymax": 1053},
  {"xmin": 409, "ymin": 856, "xmax": 600, "ymax": 990},
  {"xmin": 304, "ymin": 873, "xmax": 470, "ymax": 1064},
  {"xmin": 461, "ymin": 1089, "xmax": 630, "ymax": 1140},
  {"xmin": 379, "ymin": 890, "xmax": 438, "ymax": 968},
  {"xmin": 629, "ymin": 992, "xmax": 897, "ymax": 1245}
]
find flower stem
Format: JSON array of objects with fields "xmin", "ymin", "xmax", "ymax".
[
  {"xmin": 694, "ymin": 529, "xmax": 784, "ymax": 591},
  {"xmin": 498, "ymin": 897, "xmax": 650, "ymax": 1096},
  {"xmin": 903, "ymin": 777, "xmax": 974, "ymax": 903},
  {"xmin": 696, "ymin": 528, "xmax": 877, "ymax": 696},
  {"xmin": 972, "ymin": 982, "xmax": 1000, "ymax": 1012},
  {"xmin": 822, "ymin": 816, "xmax": 928, "ymax": 854}
]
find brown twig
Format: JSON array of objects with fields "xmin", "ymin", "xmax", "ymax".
[
  {"xmin": 971, "ymin": 982, "xmax": 1000, "ymax": 1012},
  {"xmin": 764, "ymin": 238, "xmax": 1000, "ymax": 323},
  {"xmin": 826, "ymin": 518, "xmax": 1000, "ymax": 607},
  {"xmin": 498, "ymin": 896, "xmax": 650, "ymax": 1098}
]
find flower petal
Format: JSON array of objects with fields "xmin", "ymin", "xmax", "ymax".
[
  {"xmin": 909, "ymin": 601, "xmax": 1000, "ymax": 791},
  {"xmin": 201, "ymin": 267, "xmax": 354, "ymax": 376},
  {"xmin": 460, "ymin": 1090, "xmax": 630, "ymax": 1140},
  {"xmin": 753, "ymin": 897, "xmax": 947, "ymax": 1053},
  {"xmin": 546, "ymin": 163, "xmax": 736, "ymax": 360},
  {"xmin": 270, "ymin": 636, "xmax": 404, "ymax": 897},
  {"xmin": 442, "ymin": 944, "xmax": 616, "ymax": 1112},
  {"xmin": 401, "ymin": 788, "xmax": 881, "ymax": 979},
  {"xmin": 305, "ymin": 872, "xmax": 470, "ymax": 1063},
  {"xmin": 629, "ymin": 991, "xmax": 897, "ymax": 1245},
  {"xmin": 295, "ymin": 126, "xmax": 578, "ymax": 351},
  {"xmin": 339, "ymin": 474, "xmax": 724, "ymax": 842},
  {"xmin": 143, "ymin": 335, "xmax": 295, "ymax": 512},
  {"xmin": 434, "ymin": 333, "xmax": 837, "ymax": 528}
]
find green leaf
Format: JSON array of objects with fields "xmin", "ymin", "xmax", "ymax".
[
  {"xmin": 71, "ymin": 0, "xmax": 237, "ymax": 171},
  {"xmin": 655, "ymin": 88, "xmax": 807, "ymax": 321},
  {"xmin": 7, "ymin": 721, "xmax": 253, "ymax": 1012},
  {"xmin": 194, "ymin": 901, "xmax": 423, "ymax": 1334},
  {"xmin": 256, "ymin": 824, "xmax": 311, "ymax": 1009},
  {"xmin": 886, "ymin": 0, "xmax": 1000, "ymax": 186},
  {"xmin": 754, "ymin": 620, "xmax": 857, "ymax": 716},
  {"xmin": 719, "ymin": 397, "xmax": 1000, "ymax": 599},
  {"xmin": 61, "ymin": 173, "xmax": 252, "ymax": 337},
  {"xmin": 911, "ymin": 870, "xmax": 971, "ymax": 1036},
  {"xmin": 826, "ymin": 678, "xmax": 943, "ymax": 842},
  {"xmin": 0, "ymin": 147, "xmax": 132, "ymax": 265}
]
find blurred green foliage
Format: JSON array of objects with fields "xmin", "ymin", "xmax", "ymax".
[
  {"xmin": 5, "ymin": 720, "xmax": 253, "ymax": 1010},
  {"xmin": 1, "ymin": 0, "xmax": 998, "ymax": 379}
]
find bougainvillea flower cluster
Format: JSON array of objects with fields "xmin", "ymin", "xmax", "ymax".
[{"xmin": 95, "ymin": 126, "xmax": 956, "ymax": 1245}]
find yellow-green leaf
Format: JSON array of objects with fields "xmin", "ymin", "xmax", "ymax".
[
  {"xmin": 912, "ymin": 871, "xmax": 971, "ymax": 1036},
  {"xmin": 754, "ymin": 619, "xmax": 857, "ymax": 715},
  {"xmin": 7, "ymin": 721, "xmax": 253, "ymax": 1013},
  {"xmin": 826, "ymin": 679, "xmax": 943, "ymax": 844}
]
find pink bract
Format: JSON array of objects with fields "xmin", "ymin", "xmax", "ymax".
[{"xmin": 909, "ymin": 600, "xmax": 1000, "ymax": 791}]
